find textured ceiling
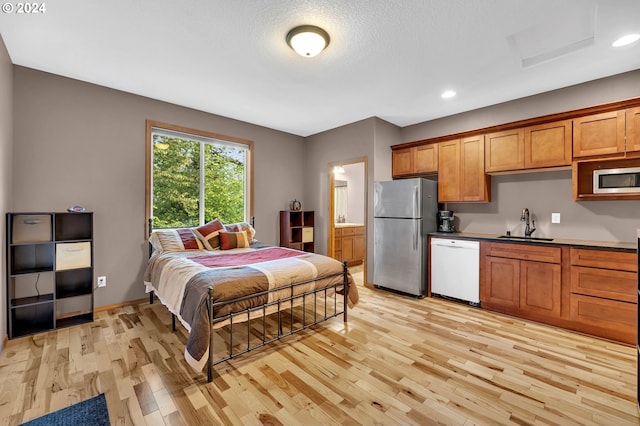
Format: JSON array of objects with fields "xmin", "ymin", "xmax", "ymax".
[{"xmin": 1, "ymin": 0, "xmax": 639, "ymax": 136}]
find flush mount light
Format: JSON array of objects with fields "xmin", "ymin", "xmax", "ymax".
[
  {"xmin": 612, "ymin": 33, "xmax": 640, "ymax": 47},
  {"xmin": 333, "ymin": 165, "xmax": 345, "ymax": 174},
  {"xmin": 441, "ymin": 90, "xmax": 457, "ymax": 99},
  {"xmin": 286, "ymin": 25, "xmax": 330, "ymax": 57}
]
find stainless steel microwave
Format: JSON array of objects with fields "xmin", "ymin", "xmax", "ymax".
[{"xmin": 593, "ymin": 167, "xmax": 640, "ymax": 194}]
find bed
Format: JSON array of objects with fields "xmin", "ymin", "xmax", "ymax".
[{"xmin": 143, "ymin": 219, "xmax": 358, "ymax": 382}]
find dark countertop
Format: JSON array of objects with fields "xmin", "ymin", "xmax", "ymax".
[{"xmin": 429, "ymin": 231, "xmax": 637, "ymax": 252}]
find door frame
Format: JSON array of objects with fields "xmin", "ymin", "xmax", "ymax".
[{"xmin": 328, "ymin": 157, "xmax": 368, "ymax": 282}]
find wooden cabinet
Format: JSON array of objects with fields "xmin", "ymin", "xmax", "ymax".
[
  {"xmin": 438, "ymin": 136, "xmax": 490, "ymax": 202},
  {"xmin": 392, "ymin": 144, "xmax": 438, "ymax": 177},
  {"xmin": 627, "ymin": 106, "xmax": 640, "ymax": 153},
  {"xmin": 485, "ymin": 121, "xmax": 571, "ymax": 172},
  {"xmin": 333, "ymin": 225, "xmax": 365, "ymax": 266},
  {"xmin": 524, "ymin": 120, "xmax": 572, "ymax": 168},
  {"xmin": 485, "ymin": 129, "xmax": 524, "ymax": 172},
  {"xmin": 569, "ymin": 248, "xmax": 637, "ymax": 344},
  {"xmin": 573, "ymin": 110, "xmax": 626, "ymax": 158},
  {"xmin": 481, "ymin": 242, "xmax": 562, "ymax": 322},
  {"xmin": 6, "ymin": 212, "xmax": 94, "ymax": 339},
  {"xmin": 279, "ymin": 210, "xmax": 314, "ymax": 252},
  {"xmin": 572, "ymin": 156, "xmax": 640, "ymax": 201}
]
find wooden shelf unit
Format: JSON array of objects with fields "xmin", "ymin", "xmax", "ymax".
[
  {"xmin": 6, "ymin": 212, "xmax": 94, "ymax": 338},
  {"xmin": 279, "ymin": 210, "xmax": 315, "ymax": 253}
]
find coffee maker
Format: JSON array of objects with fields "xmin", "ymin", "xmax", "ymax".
[{"xmin": 437, "ymin": 210, "xmax": 455, "ymax": 233}]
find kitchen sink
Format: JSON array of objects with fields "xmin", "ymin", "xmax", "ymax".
[{"xmin": 498, "ymin": 235, "xmax": 554, "ymax": 242}]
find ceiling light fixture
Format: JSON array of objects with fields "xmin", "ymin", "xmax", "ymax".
[
  {"xmin": 441, "ymin": 90, "xmax": 457, "ymax": 99},
  {"xmin": 286, "ymin": 25, "xmax": 330, "ymax": 57},
  {"xmin": 333, "ymin": 165, "xmax": 345, "ymax": 174},
  {"xmin": 612, "ymin": 33, "xmax": 640, "ymax": 47}
]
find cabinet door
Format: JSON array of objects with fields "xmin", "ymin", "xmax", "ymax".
[
  {"xmin": 353, "ymin": 233, "xmax": 365, "ymax": 263},
  {"xmin": 414, "ymin": 144, "xmax": 438, "ymax": 173},
  {"xmin": 341, "ymin": 236, "xmax": 354, "ymax": 263},
  {"xmin": 485, "ymin": 129, "xmax": 524, "ymax": 172},
  {"xmin": 460, "ymin": 135, "xmax": 489, "ymax": 202},
  {"xmin": 524, "ymin": 120, "xmax": 572, "ymax": 168},
  {"xmin": 573, "ymin": 110, "xmax": 625, "ymax": 158},
  {"xmin": 483, "ymin": 256, "xmax": 520, "ymax": 309},
  {"xmin": 437, "ymin": 140, "xmax": 460, "ymax": 202},
  {"xmin": 392, "ymin": 148, "xmax": 413, "ymax": 176},
  {"xmin": 520, "ymin": 261, "xmax": 561, "ymax": 317},
  {"xmin": 627, "ymin": 107, "xmax": 640, "ymax": 153}
]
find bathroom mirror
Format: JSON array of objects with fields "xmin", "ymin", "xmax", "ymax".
[{"xmin": 334, "ymin": 180, "xmax": 348, "ymax": 223}]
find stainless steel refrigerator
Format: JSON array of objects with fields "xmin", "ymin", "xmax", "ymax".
[{"xmin": 373, "ymin": 178, "xmax": 438, "ymax": 296}]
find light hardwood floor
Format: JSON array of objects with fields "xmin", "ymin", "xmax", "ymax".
[{"xmin": 0, "ymin": 275, "xmax": 638, "ymax": 425}]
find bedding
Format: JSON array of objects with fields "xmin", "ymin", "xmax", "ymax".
[{"xmin": 144, "ymin": 244, "xmax": 358, "ymax": 371}]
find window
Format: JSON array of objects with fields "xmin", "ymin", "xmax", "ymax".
[{"xmin": 145, "ymin": 121, "xmax": 253, "ymax": 230}]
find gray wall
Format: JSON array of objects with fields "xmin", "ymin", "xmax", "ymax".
[
  {"xmin": 12, "ymin": 66, "xmax": 305, "ymax": 308},
  {"xmin": 0, "ymin": 36, "xmax": 12, "ymax": 349},
  {"xmin": 399, "ymin": 69, "xmax": 640, "ymax": 243}
]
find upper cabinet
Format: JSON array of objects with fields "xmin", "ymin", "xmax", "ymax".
[
  {"xmin": 438, "ymin": 136, "xmax": 490, "ymax": 203},
  {"xmin": 524, "ymin": 120, "xmax": 572, "ymax": 168},
  {"xmin": 485, "ymin": 120, "xmax": 572, "ymax": 172},
  {"xmin": 392, "ymin": 145, "xmax": 437, "ymax": 177},
  {"xmin": 627, "ymin": 107, "xmax": 640, "ymax": 154},
  {"xmin": 485, "ymin": 129, "xmax": 524, "ymax": 172},
  {"xmin": 573, "ymin": 110, "xmax": 626, "ymax": 158}
]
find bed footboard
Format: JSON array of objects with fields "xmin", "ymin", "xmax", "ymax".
[{"xmin": 205, "ymin": 260, "xmax": 350, "ymax": 382}]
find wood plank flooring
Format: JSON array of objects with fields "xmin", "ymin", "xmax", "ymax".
[{"xmin": 0, "ymin": 277, "xmax": 638, "ymax": 425}]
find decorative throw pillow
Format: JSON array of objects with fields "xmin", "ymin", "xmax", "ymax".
[
  {"xmin": 219, "ymin": 230, "xmax": 250, "ymax": 250},
  {"xmin": 224, "ymin": 222, "xmax": 256, "ymax": 242},
  {"xmin": 194, "ymin": 219, "xmax": 225, "ymax": 250},
  {"xmin": 149, "ymin": 228, "xmax": 204, "ymax": 252}
]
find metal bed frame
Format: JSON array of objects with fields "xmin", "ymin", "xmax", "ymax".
[{"xmin": 147, "ymin": 219, "xmax": 350, "ymax": 382}]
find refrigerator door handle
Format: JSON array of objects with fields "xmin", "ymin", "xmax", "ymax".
[
  {"xmin": 413, "ymin": 187, "xmax": 419, "ymax": 218},
  {"xmin": 414, "ymin": 220, "xmax": 418, "ymax": 250}
]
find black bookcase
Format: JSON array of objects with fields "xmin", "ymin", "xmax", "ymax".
[{"xmin": 6, "ymin": 212, "xmax": 94, "ymax": 338}]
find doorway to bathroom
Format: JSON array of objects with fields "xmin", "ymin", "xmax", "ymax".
[{"xmin": 328, "ymin": 157, "xmax": 367, "ymax": 286}]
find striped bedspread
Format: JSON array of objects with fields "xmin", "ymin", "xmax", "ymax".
[{"xmin": 144, "ymin": 246, "xmax": 358, "ymax": 371}]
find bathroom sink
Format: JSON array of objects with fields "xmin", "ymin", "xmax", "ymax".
[{"xmin": 498, "ymin": 235, "xmax": 554, "ymax": 242}]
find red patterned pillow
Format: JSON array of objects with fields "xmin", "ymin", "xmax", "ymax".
[
  {"xmin": 219, "ymin": 230, "xmax": 250, "ymax": 250},
  {"xmin": 224, "ymin": 222, "xmax": 256, "ymax": 242},
  {"xmin": 150, "ymin": 228, "xmax": 204, "ymax": 252},
  {"xmin": 194, "ymin": 219, "xmax": 224, "ymax": 250}
]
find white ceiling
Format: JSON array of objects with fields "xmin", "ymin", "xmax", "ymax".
[{"xmin": 1, "ymin": 0, "xmax": 639, "ymax": 137}]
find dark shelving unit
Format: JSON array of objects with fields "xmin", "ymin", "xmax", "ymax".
[
  {"xmin": 6, "ymin": 212, "xmax": 94, "ymax": 338},
  {"xmin": 279, "ymin": 210, "xmax": 315, "ymax": 253}
]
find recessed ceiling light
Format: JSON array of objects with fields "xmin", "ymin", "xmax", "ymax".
[
  {"xmin": 441, "ymin": 90, "xmax": 456, "ymax": 99},
  {"xmin": 612, "ymin": 33, "xmax": 640, "ymax": 47}
]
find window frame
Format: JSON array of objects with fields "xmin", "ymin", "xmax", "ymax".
[{"xmin": 145, "ymin": 120, "xmax": 254, "ymax": 234}]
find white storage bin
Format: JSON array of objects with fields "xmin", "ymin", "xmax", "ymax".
[
  {"xmin": 302, "ymin": 227, "xmax": 314, "ymax": 243},
  {"xmin": 12, "ymin": 214, "xmax": 52, "ymax": 243},
  {"xmin": 56, "ymin": 242, "xmax": 91, "ymax": 270}
]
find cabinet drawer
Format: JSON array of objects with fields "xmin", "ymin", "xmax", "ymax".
[
  {"xmin": 334, "ymin": 228, "xmax": 342, "ymax": 237},
  {"xmin": 353, "ymin": 226, "xmax": 365, "ymax": 236},
  {"xmin": 341, "ymin": 227, "xmax": 356, "ymax": 236},
  {"xmin": 571, "ymin": 266, "xmax": 636, "ymax": 303},
  {"xmin": 56, "ymin": 242, "xmax": 91, "ymax": 271},
  {"xmin": 486, "ymin": 242, "xmax": 561, "ymax": 263},
  {"xmin": 570, "ymin": 294, "xmax": 636, "ymax": 332},
  {"xmin": 570, "ymin": 248, "xmax": 637, "ymax": 272}
]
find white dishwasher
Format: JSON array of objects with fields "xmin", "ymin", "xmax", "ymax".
[{"xmin": 430, "ymin": 238, "xmax": 480, "ymax": 306}]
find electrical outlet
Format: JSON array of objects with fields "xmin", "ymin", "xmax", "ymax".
[
  {"xmin": 551, "ymin": 213, "xmax": 561, "ymax": 224},
  {"xmin": 97, "ymin": 276, "xmax": 107, "ymax": 288}
]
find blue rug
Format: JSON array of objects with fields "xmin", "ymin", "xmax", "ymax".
[{"xmin": 21, "ymin": 393, "xmax": 110, "ymax": 426}]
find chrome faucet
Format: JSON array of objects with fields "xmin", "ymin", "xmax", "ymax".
[{"xmin": 520, "ymin": 208, "xmax": 536, "ymax": 237}]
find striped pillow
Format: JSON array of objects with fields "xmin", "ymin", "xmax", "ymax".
[
  {"xmin": 219, "ymin": 230, "xmax": 250, "ymax": 250},
  {"xmin": 194, "ymin": 219, "xmax": 225, "ymax": 250},
  {"xmin": 150, "ymin": 228, "xmax": 204, "ymax": 252}
]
